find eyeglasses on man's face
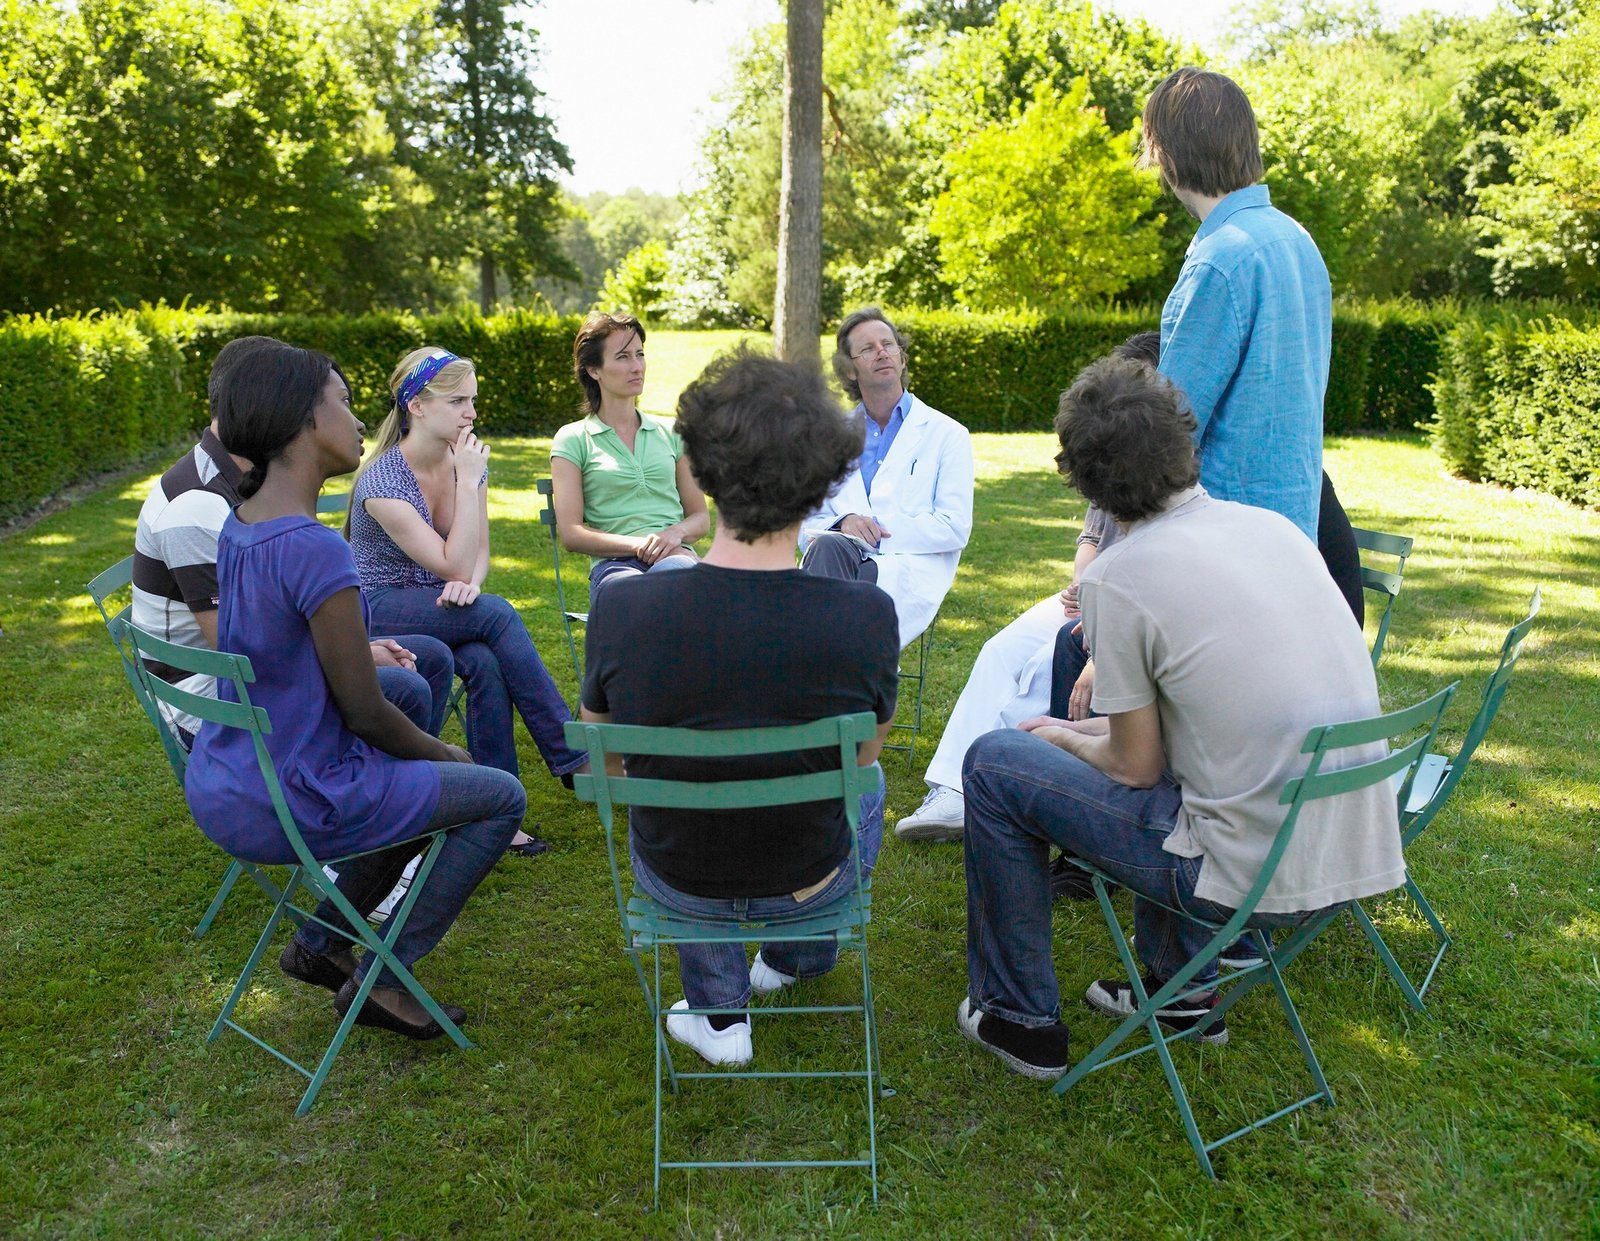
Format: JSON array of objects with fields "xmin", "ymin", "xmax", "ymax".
[{"xmin": 849, "ymin": 341, "xmax": 901, "ymax": 361}]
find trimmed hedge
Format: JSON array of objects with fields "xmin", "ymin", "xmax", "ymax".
[
  {"xmin": 1, "ymin": 308, "xmax": 585, "ymax": 522},
  {"xmin": 1431, "ymin": 311, "xmax": 1600, "ymax": 506},
  {"xmin": 6, "ymin": 299, "xmax": 1597, "ymax": 521},
  {"xmin": 895, "ymin": 306, "xmax": 1153, "ymax": 431}
]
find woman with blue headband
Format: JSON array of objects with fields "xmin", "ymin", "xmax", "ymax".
[{"xmin": 348, "ymin": 346, "xmax": 586, "ymax": 857}]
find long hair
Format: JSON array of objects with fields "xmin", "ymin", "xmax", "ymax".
[{"xmin": 343, "ymin": 346, "xmax": 476, "ymax": 534}]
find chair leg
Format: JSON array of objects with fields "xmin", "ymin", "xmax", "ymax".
[
  {"xmin": 857, "ymin": 935, "xmax": 881, "ymax": 1203},
  {"xmin": 1350, "ymin": 879, "xmax": 1450, "ymax": 1012},
  {"xmin": 193, "ymin": 860, "xmax": 245, "ymax": 939},
  {"xmin": 1261, "ymin": 946, "xmax": 1334, "ymax": 1109},
  {"xmin": 210, "ymin": 867, "xmax": 303, "ymax": 1043}
]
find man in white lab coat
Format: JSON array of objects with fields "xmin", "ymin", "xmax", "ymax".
[{"xmin": 799, "ymin": 307, "xmax": 974, "ymax": 650}]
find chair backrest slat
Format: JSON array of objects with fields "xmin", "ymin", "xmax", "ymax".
[
  {"xmin": 572, "ymin": 767, "xmax": 880, "ymax": 812},
  {"xmin": 1351, "ymin": 525, "xmax": 1414, "ymax": 667},
  {"xmin": 570, "ymin": 713, "xmax": 878, "ymax": 760},
  {"xmin": 117, "ymin": 618, "xmax": 270, "ymax": 732}
]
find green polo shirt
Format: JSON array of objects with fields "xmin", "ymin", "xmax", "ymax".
[{"xmin": 550, "ymin": 412, "xmax": 687, "ymax": 566}]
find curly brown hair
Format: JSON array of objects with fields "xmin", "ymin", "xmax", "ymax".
[
  {"xmin": 676, "ymin": 347, "xmax": 864, "ymax": 542},
  {"xmin": 1054, "ymin": 356, "xmax": 1198, "ymax": 523}
]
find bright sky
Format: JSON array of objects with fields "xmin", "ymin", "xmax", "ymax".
[{"xmin": 531, "ymin": 0, "xmax": 1503, "ymax": 198}]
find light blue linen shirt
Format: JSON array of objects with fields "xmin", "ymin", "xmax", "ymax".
[
  {"xmin": 856, "ymin": 391, "xmax": 911, "ymax": 497},
  {"xmin": 1158, "ymin": 184, "xmax": 1331, "ymax": 540}
]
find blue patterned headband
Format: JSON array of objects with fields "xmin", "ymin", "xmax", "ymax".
[{"xmin": 395, "ymin": 351, "xmax": 462, "ymax": 417}]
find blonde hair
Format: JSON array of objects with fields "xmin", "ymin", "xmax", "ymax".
[{"xmin": 344, "ymin": 346, "xmax": 477, "ymax": 535}]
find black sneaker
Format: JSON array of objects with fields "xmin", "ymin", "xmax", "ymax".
[
  {"xmin": 1219, "ymin": 935, "xmax": 1264, "ymax": 970},
  {"xmin": 1049, "ymin": 853, "xmax": 1095, "ymax": 901},
  {"xmin": 1084, "ymin": 975, "xmax": 1229, "ymax": 1045},
  {"xmin": 957, "ymin": 998, "xmax": 1071, "ymax": 1080}
]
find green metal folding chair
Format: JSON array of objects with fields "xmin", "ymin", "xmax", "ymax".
[
  {"xmin": 879, "ymin": 616, "xmax": 937, "ymax": 766},
  {"xmin": 1352, "ymin": 587, "xmax": 1541, "ymax": 1009},
  {"xmin": 1054, "ymin": 682, "xmax": 1456, "ymax": 1178},
  {"xmin": 564, "ymin": 711, "xmax": 888, "ymax": 1206},
  {"xmin": 86, "ymin": 556, "xmax": 301, "ymax": 940},
  {"xmin": 1351, "ymin": 526, "xmax": 1414, "ymax": 667},
  {"xmin": 319, "ymin": 489, "xmax": 468, "ymax": 733},
  {"xmin": 120, "ymin": 620, "xmax": 472, "ymax": 1116},
  {"xmin": 535, "ymin": 477, "xmax": 587, "ymax": 685}
]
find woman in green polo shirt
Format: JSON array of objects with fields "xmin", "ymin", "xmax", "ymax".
[{"xmin": 551, "ymin": 312, "xmax": 710, "ymax": 600}]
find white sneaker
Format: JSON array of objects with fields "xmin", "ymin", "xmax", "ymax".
[
  {"xmin": 666, "ymin": 999, "xmax": 753, "ymax": 1066},
  {"xmin": 370, "ymin": 856, "xmax": 420, "ymax": 925},
  {"xmin": 895, "ymin": 784, "xmax": 966, "ymax": 842},
  {"xmin": 749, "ymin": 952, "xmax": 796, "ymax": 995}
]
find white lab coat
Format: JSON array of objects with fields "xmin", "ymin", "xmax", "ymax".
[{"xmin": 800, "ymin": 394, "xmax": 974, "ymax": 648}]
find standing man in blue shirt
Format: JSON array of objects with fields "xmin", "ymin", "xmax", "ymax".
[{"xmin": 1142, "ymin": 68, "xmax": 1331, "ymax": 543}]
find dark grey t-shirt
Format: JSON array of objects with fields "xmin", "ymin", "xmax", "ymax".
[{"xmin": 583, "ymin": 564, "xmax": 899, "ymax": 898}]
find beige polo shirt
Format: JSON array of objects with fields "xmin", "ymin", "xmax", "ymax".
[{"xmin": 1080, "ymin": 487, "xmax": 1403, "ymax": 914}]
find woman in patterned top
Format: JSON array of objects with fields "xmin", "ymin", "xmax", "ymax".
[
  {"xmin": 347, "ymin": 346, "xmax": 586, "ymax": 856},
  {"xmin": 549, "ymin": 312, "xmax": 710, "ymax": 602}
]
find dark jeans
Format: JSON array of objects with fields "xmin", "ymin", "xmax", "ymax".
[
  {"xmin": 365, "ymin": 587, "xmax": 585, "ymax": 779},
  {"xmin": 962, "ymin": 729, "xmax": 1326, "ymax": 1028},
  {"xmin": 295, "ymin": 761, "xmax": 525, "ymax": 989},
  {"xmin": 588, "ymin": 551, "xmax": 696, "ymax": 602},
  {"xmin": 1047, "ymin": 621, "xmax": 1092, "ymax": 721},
  {"xmin": 628, "ymin": 765, "xmax": 887, "ymax": 1011},
  {"xmin": 372, "ymin": 632, "xmax": 455, "ymax": 738}
]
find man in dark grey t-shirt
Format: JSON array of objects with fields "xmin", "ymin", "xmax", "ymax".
[{"xmin": 582, "ymin": 349, "xmax": 898, "ymax": 1069}]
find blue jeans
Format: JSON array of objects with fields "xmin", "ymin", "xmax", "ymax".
[
  {"xmin": 373, "ymin": 632, "xmax": 455, "ymax": 738},
  {"xmin": 629, "ymin": 765, "xmax": 886, "ymax": 1011},
  {"xmin": 962, "ymin": 730, "xmax": 1325, "ymax": 1028},
  {"xmin": 1047, "ymin": 622, "xmax": 1094, "ymax": 721},
  {"xmin": 296, "ymin": 761, "xmax": 525, "ymax": 989},
  {"xmin": 365, "ymin": 587, "xmax": 585, "ymax": 779},
  {"xmin": 589, "ymin": 552, "xmax": 696, "ymax": 602}
]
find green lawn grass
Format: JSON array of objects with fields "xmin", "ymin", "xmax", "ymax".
[{"xmin": 1, "ymin": 397, "xmax": 1596, "ymax": 1235}]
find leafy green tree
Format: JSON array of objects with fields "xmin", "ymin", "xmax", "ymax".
[
  {"xmin": 1472, "ymin": 0, "xmax": 1600, "ymax": 296},
  {"xmin": 597, "ymin": 241, "xmax": 673, "ymax": 321},
  {"xmin": 927, "ymin": 81, "xmax": 1164, "ymax": 310},
  {"xmin": 0, "ymin": 0, "xmax": 374, "ymax": 313}
]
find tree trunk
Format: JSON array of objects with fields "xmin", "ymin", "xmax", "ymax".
[
  {"xmin": 773, "ymin": 0, "xmax": 823, "ymax": 368},
  {"xmin": 479, "ymin": 251, "xmax": 496, "ymax": 313}
]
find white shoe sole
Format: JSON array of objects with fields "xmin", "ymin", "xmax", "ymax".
[{"xmin": 894, "ymin": 815, "xmax": 965, "ymax": 842}]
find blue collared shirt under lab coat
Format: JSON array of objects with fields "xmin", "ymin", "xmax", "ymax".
[
  {"xmin": 857, "ymin": 391, "xmax": 912, "ymax": 497},
  {"xmin": 1158, "ymin": 184, "xmax": 1331, "ymax": 541}
]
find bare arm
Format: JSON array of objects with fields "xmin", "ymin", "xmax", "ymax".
[
  {"xmin": 363, "ymin": 431, "xmax": 488, "ymax": 585},
  {"xmin": 857, "ymin": 719, "xmax": 894, "ymax": 768},
  {"xmin": 309, "ymin": 587, "xmax": 467, "ymax": 762},
  {"xmin": 1019, "ymin": 702, "xmax": 1164, "ymax": 789},
  {"xmin": 194, "ymin": 609, "xmax": 218, "ymax": 649},
  {"xmin": 578, "ymin": 705, "xmax": 625, "ymax": 778},
  {"xmin": 550, "ymin": 456, "xmax": 654, "ymax": 559}
]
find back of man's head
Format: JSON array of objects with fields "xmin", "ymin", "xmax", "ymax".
[
  {"xmin": 1140, "ymin": 68, "xmax": 1263, "ymax": 198},
  {"xmin": 207, "ymin": 335, "xmax": 282, "ymax": 430},
  {"xmin": 677, "ymin": 347, "xmax": 864, "ymax": 542},
  {"xmin": 1054, "ymin": 356, "xmax": 1199, "ymax": 524}
]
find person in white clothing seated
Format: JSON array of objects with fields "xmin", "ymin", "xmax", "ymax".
[
  {"xmin": 799, "ymin": 307, "xmax": 974, "ymax": 650},
  {"xmin": 896, "ymin": 333, "xmax": 1158, "ymax": 849}
]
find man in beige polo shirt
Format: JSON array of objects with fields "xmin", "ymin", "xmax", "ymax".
[{"xmin": 956, "ymin": 354, "xmax": 1399, "ymax": 1081}]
